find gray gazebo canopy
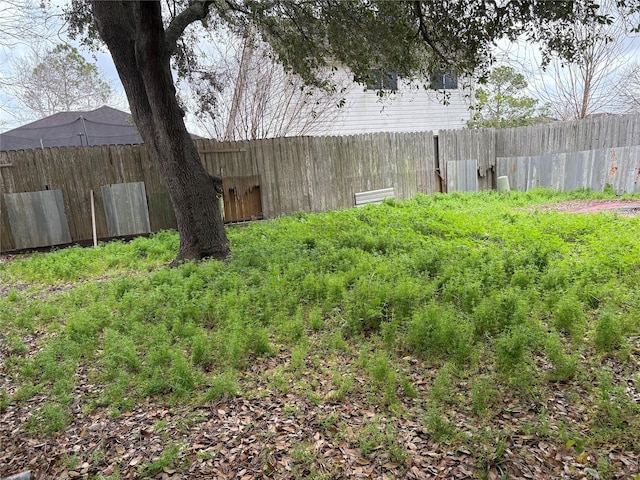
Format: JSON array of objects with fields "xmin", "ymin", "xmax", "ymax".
[{"xmin": 0, "ymin": 106, "xmax": 144, "ymax": 151}]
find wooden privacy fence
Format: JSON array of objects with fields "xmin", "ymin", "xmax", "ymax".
[
  {"xmin": 0, "ymin": 132, "xmax": 436, "ymax": 253},
  {"xmin": 2, "ymin": 113, "xmax": 639, "ymax": 253},
  {"xmin": 197, "ymin": 134, "xmax": 435, "ymax": 219}
]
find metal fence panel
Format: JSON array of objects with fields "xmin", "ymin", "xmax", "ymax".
[
  {"xmin": 497, "ymin": 146, "xmax": 640, "ymax": 194},
  {"xmin": 4, "ymin": 189, "xmax": 71, "ymax": 249},
  {"xmin": 101, "ymin": 182, "xmax": 151, "ymax": 237},
  {"xmin": 447, "ymin": 159, "xmax": 478, "ymax": 192}
]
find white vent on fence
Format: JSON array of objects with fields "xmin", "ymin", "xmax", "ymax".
[{"xmin": 354, "ymin": 187, "xmax": 395, "ymax": 206}]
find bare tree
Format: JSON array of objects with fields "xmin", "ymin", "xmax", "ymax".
[
  {"xmin": 500, "ymin": 0, "xmax": 639, "ymax": 120},
  {"xmin": 6, "ymin": 44, "xmax": 121, "ymax": 122},
  {"xmin": 183, "ymin": 33, "xmax": 344, "ymax": 141},
  {"xmin": 618, "ymin": 64, "xmax": 640, "ymax": 113},
  {"xmin": 0, "ymin": 1, "xmax": 66, "ymax": 122},
  {"xmin": 0, "ymin": 1, "xmax": 61, "ymax": 50}
]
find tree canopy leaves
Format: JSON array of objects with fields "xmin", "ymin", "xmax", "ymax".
[{"xmin": 66, "ymin": 0, "xmax": 613, "ymax": 91}]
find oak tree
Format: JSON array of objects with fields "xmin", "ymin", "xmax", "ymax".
[{"xmin": 66, "ymin": 0, "xmax": 612, "ymax": 263}]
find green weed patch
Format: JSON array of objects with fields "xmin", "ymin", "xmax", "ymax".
[{"xmin": 1, "ymin": 188, "xmax": 639, "ymax": 476}]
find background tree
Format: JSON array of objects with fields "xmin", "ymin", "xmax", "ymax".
[
  {"xmin": 467, "ymin": 65, "xmax": 548, "ymax": 129},
  {"xmin": 182, "ymin": 32, "xmax": 344, "ymax": 141},
  {"xmin": 619, "ymin": 65, "xmax": 640, "ymax": 113},
  {"xmin": 7, "ymin": 44, "xmax": 119, "ymax": 122},
  {"xmin": 66, "ymin": 0, "xmax": 613, "ymax": 264},
  {"xmin": 0, "ymin": 1, "xmax": 65, "ymax": 124},
  {"xmin": 500, "ymin": 0, "xmax": 639, "ymax": 120},
  {"xmin": 0, "ymin": 0, "xmax": 59, "ymax": 49}
]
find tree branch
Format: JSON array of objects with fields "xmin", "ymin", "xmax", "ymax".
[
  {"xmin": 223, "ymin": 0, "xmax": 251, "ymax": 16},
  {"xmin": 412, "ymin": 1, "xmax": 449, "ymax": 64},
  {"xmin": 165, "ymin": 0, "xmax": 216, "ymax": 54}
]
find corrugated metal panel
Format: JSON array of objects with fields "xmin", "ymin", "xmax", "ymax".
[
  {"xmin": 447, "ymin": 159, "xmax": 478, "ymax": 192},
  {"xmin": 497, "ymin": 146, "xmax": 640, "ymax": 194},
  {"xmin": 4, "ymin": 189, "xmax": 71, "ymax": 249},
  {"xmin": 606, "ymin": 147, "xmax": 640, "ymax": 194},
  {"xmin": 101, "ymin": 182, "xmax": 151, "ymax": 237}
]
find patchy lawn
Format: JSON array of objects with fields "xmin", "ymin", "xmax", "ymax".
[{"xmin": 1, "ymin": 189, "xmax": 639, "ymax": 480}]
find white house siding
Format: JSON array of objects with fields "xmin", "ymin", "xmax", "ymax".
[{"xmin": 305, "ymin": 75, "xmax": 473, "ymax": 136}]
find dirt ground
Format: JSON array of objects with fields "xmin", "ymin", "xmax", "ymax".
[{"xmin": 528, "ymin": 198, "xmax": 640, "ymax": 216}]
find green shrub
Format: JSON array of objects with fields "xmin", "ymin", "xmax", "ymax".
[
  {"xmin": 429, "ymin": 362, "xmax": 455, "ymax": 404},
  {"xmin": 103, "ymin": 329, "xmax": 140, "ymax": 377},
  {"xmin": 190, "ymin": 333, "xmax": 214, "ymax": 367},
  {"xmin": 140, "ymin": 443, "xmax": 181, "ymax": 477},
  {"xmin": 495, "ymin": 325, "xmax": 533, "ymax": 376},
  {"xmin": 470, "ymin": 375, "xmax": 497, "ymax": 416},
  {"xmin": 26, "ymin": 402, "xmax": 70, "ymax": 435},
  {"xmin": 594, "ymin": 310, "xmax": 626, "ymax": 353},
  {"xmin": 344, "ymin": 277, "xmax": 390, "ymax": 335},
  {"xmin": 168, "ymin": 350, "xmax": 196, "ymax": 396},
  {"xmin": 424, "ymin": 405, "xmax": 457, "ymax": 442},
  {"xmin": 510, "ymin": 268, "xmax": 535, "ymax": 289},
  {"xmin": 365, "ymin": 351, "xmax": 398, "ymax": 406},
  {"xmin": 594, "ymin": 370, "xmax": 638, "ymax": 434},
  {"xmin": 203, "ymin": 370, "xmax": 238, "ymax": 401},
  {"xmin": 544, "ymin": 333, "xmax": 579, "ymax": 382}
]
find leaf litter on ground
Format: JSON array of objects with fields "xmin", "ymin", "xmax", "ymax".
[{"xmin": 1, "ymin": 189, "xmax": 639, "ymax": 479}]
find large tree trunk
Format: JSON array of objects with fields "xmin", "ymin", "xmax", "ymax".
[{"xmin": 91, "ymin": 1, "xmax": 229, "ymax": 263}]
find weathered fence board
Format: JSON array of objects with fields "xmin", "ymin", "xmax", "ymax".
[
  {"xmin": 439, "ymin": 129, "xmax": 495, "ymax": 191},
  {"xmin": 102, "ymin": 182, "xmax": 151, "ymax": 237},
  {"xmin": 447, "ymin": 159, "xmax": 478, "ymax": 192},
  {"xmin": 1, "ymin": 131, "xmax": 437, "ymax": 252},
  {"xmin": 496, "ymin": 114, "xmax": 640, "ymax": 157}
]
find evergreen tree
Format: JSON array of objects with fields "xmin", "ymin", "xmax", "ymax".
[{"xmin": 468, "ymin": 66, "xmax": 548, "ymax": 129}]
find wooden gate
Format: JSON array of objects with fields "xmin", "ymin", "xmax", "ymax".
[{"xmin": 222, "ymin": 175, "xmax": 263, "ymax": 222}]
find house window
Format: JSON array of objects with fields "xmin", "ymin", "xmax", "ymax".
[
  {"xmin": 430, "ymin": 70, "xmax": 458, "ymax": 90},
  {"xmin": 366, "ymin": 70, "xmax": 398, "ymax": 91}
]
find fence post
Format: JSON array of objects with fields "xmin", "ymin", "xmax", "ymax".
[{"xmin": 0, "ymin": 162, "xmax": 15, "ymax": 254}]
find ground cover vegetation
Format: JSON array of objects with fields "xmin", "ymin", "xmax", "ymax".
[{"xmin": 0, "ymin": 189, "xmax": 639, "ymax": 479}]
